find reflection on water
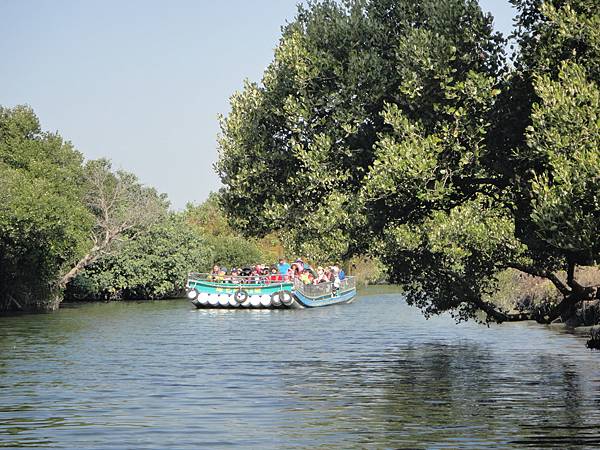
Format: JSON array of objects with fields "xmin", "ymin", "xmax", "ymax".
[{"xmin": 1, "ymin": 291, "xmax": 600, "ymax": 448}]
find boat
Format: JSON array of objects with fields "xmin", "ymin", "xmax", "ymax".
[{"xmin": 185, "ymin": 273, "xmax": 356, "ymax": 309}]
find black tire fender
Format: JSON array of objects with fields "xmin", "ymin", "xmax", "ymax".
[
  {"xmin": 270, "ymin": 291, "xmax": 281, "ymax": 304},
  {"xmin": 279, "ymin": 290, "xmax": 293, "ymax": 305},
  {"xmin": 234, "ymin": 290, "xmax": 249, "ymax": 303}
]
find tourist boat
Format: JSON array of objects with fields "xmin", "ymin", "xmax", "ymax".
[{"xmin": 185, "ymin": 273, "xmax": 356, "ymax": 309}]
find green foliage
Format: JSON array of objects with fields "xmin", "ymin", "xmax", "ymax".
[
  {"xmin": 184, "ymin": 193, "xmax": 279, "ymax": 267},
  {"xmin": 347, "ymin": 255, "xmax": 387, "ymax": 287},
  {"xmin": 82, "ymin": 158, "xmax": 170, "ymax": 243},
  {"xmin": 377, "ymin": 195, "xmax": 527, "ymax": 320},
  {"xmin": 528, "ymin": 62, "xmax": 600, "ymax": 259},
  {"xmin": 217, "ymin": 0, "xmax": 600, "ymax": 323},
  {"xmin": 68, "ymin": 191, "xmax": 286, "ymax": 303},
  {"xmin": 0, "ymin": 105, "xmax": 173, "ymax": 309},
  {"xmin": 57, "ymin": 157, "xmax": 171, "ymax": 289},
  {"xmin": 0, "ymin": 106, "xmax": 93, "ymax": 310},
  {"xmin": 66, "ymin": 214, "xmax": 211, "ymax": 300},
  {"xmin": 216, "ymin": 0, "xmax": 503, "ymax": 262},
  {"xmin": 511, "ymin": 0, "xmax": 600, "ymax": 79},
  {"xmin": 204, "ymin": 234, "xmax": 266, "ymax": 268},
  {"xmin": 184, "ymin": 192, "xmax": 237, "ymax": 238}
]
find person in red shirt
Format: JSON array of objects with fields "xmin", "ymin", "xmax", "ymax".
[{"xmin": 269, "ymin": 266, "xmax": 283, "ymax": 282}]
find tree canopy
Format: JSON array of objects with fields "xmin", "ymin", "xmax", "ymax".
[
  {"xmin": 1, "ymin": 106, "xmax": 171, "ymax": 311},
  {"xmin": 0, "ymin": 106, "xmax": 92, "ymax": 310},
  {"xmin": 184, "ymin": 193, "xmax": 283, "ymax": 267},
  {"xmin": 59, "ymin": 158, "xmax": 170, "ymax": 289},
  {"xmin": 216, "ymin": 0, "xmax": 600, "ymax": 323},
  {"xmin": 65, "ymin": 193, "xmax": 284, "ymax": 303},
  {"xmin": 65, "ymin": 213, "xmax": 212, "ymax": 301}
]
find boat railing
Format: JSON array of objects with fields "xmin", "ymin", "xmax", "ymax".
[
  {"xmin": 187, "ymin": 272, "xmax": 290, "ymax": 286},
  {"xmin": 293, "ymin": 276, "xmax": 356, "ymax": 298}
]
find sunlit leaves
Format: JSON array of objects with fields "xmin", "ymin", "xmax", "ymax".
[
  {"xmin": 217, "ymin": 0, "xmax": 600, "ymax": 323},
  {"xmin": 362, "ymin": 105, "xmax": 441, "ymax": 204},
  {"xmin": 529, "ymin": 61, "xmax": 600, "ymax": 257}
]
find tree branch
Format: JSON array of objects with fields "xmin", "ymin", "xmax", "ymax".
[
  {"xmin": 531, "ymin": 294, "xmax": 581, "ymax": 324},
  {"xmin": 58, "ymin": 245, "xmax": 101, "ymax": 288},
  {"xmin": 506, "ymin": 262, "xmax": 571, "ymax": 296},
  {"xmin": 58, "ymin": 160, "xmax": 168, "ymax": 292},
  {"xmin": 473, "ymin": 298, "xmax": 511, "ymax": 323}
]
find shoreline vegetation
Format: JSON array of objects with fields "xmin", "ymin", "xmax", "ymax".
[{"xmin": 2, "ymin": 0, "xmax": 600, "ymax": 346}]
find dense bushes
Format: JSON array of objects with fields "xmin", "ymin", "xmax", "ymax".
[
  {"xmin": 64, "ymin": 194, "xmax": 280, "ymax": 302},
  {"xmin": 65, "ymin": 215, "xmax": 212, "ymax": 300}
]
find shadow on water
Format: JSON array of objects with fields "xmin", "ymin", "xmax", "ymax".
[
  {"xmin": 1, "ymin": 291, "xmax": 600, "ymax": 448},
  {"xmin": 273, "ymin": 342, "xmax": 600, "ymax": 448}
]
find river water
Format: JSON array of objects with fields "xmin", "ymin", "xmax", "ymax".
[{"xmin": 1, "ymin": 288, "xmax": 600, "ymax": 449}]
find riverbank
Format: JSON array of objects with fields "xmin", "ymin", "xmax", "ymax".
[{"xmin": 488, "ymin": 267, "xmax": 600, "ymax": 327}]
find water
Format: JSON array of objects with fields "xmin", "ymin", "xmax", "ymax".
[{"xmin": 1, "ymin": 288, "xmax": 600, "ymax": 449}]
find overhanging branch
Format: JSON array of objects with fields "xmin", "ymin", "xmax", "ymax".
[
  {"xmin": 473, "ymin": 298, "xmax": 511, "ymax": 323},
  {"xmin": 506, "ymin": 262, "xmax": 571, "ymax": 296}
]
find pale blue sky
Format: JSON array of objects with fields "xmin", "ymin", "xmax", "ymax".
[{"xmin": 1, "ymin": 0, "xmax": 516, "ymax": 209}]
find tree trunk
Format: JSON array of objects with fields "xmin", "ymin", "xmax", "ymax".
[
  {"xmin": 58, "ymin": 245, "xmax": 101, "ymax": 289},
  {"xmin": 0, "ymin": 286, "xmax": 63, "ymax": 315}
]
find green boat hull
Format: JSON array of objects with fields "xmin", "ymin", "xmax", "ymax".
[{"xmin": 187, "ymin": 279, "xmax": 293, "ymax": 296}]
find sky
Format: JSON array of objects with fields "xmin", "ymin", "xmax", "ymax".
[{"xmin": 1, "ymin": 0, "xmax": 516, "ymax": 210}]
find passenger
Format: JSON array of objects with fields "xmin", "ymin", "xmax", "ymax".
[
  {"xmin": 300, "ymin": 270, "xmax": 312, "ymax": 285},
  {"xmin": 241, "ymin": 267, "xmax": 252, "ymax": 283},
  {"xmin": 230, "ymin": 268, "xmax": 241, "ymax": 284},
  {"xmin": 314, "ymin": 266, "xmax": 329, "ymax": 284},
  {"xmin": 277, "ymin": 258, "xmax": 291, "ymax": 276},
  {"xmin": 222, "ymin": 269, "xmax": 232, "ymax": 283},
  {"xmin": 332, "ymin": 267, "xmax": 341, "ymax": 296},
  {"xmin": 217, "ymin": 270, "xmax": 226, "ymax": 282},
  {"xmin": 285, "ymin": 267, "xmax": 294, "ymax": 281},
  {"xmin": 251, "ymin": 264, "xmax": 262, "ymax": 282},
  {"xmin": 303, "ymin": 260, "xmax": 313, "ymax": 273},
  {"xmin": 291, "ymin": 263, "xmax": 301, "ymax": 278},
  {"xmin": 210, "ymin": 265, "xmax": 220, "ymax": 282},
  {"xmin": 294, "ymin": 258, "xmax": 304, "ymax": 273},
  {"xmin": 269, "ymin": 267, "xmax": 283, "ymax": 282},
  {"xmin": 338, "ymin": 265, "xmax": 346, "ymax": 281},
  {"xmin": 331, "ymin": 268, "xmax": 337, "ymax": 281}
]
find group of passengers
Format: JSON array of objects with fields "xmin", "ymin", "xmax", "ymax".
[{"xmin": 208, "ymin": 258, "xmax": 346, "ymax": 286}]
